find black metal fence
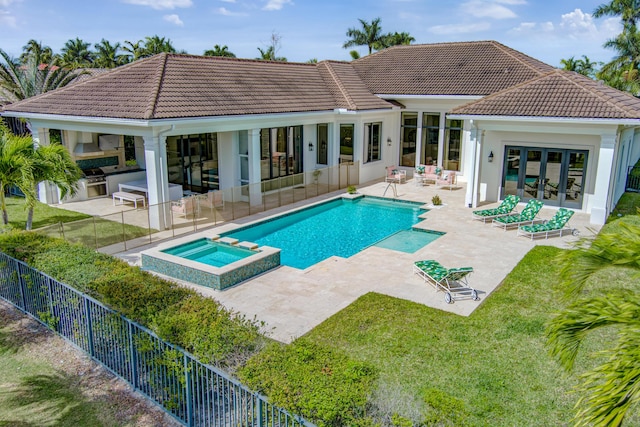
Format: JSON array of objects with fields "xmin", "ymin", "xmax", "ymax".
[
  {"xmin": 0, "ymin": 252, "xmax": 314, "ymax": 427},
  {"xmin": 626, "ymin": 166, "xmax": 640, "ymax": 192}
]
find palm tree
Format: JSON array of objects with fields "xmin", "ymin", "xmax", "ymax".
[
  {"xmin": 0, "ymin": 125, "xmax": 34, "ymax": 225},
  {"xmin": 375, "ymin": 32, "xmax": 415, "ymax": 50},
  {"xmin": 25, "ymin": 143, "xmax": 81, "ymax": 230},
  {"xmin": 203, "ymin": 44, "xmax": 236, "ymax": 57},
  {"xmin": 594, "ymin": 0, "xmax": 640, "ymax": 29},
  {"xmin": 343, "ymin": 17, "xmax": 384, "ymax": 55},
  {"xmin": 60, "ymin": 37, "xmax": 94, "ymax": 69},
  {"xmin": 93, "ymin": 39, "xmax": 129, "ymax": 68},
  {"xmin": 597, "ymin": 26, "xmax": 640, "ymax": 94},
  {"xmin": 0, "ymin": 48, "xmax": 83, "ymax": 103},
  {"xmin": 561, "ymin": 55, "xmax": 600, "ymax": 78},
  {"xmin": 349, "ymin": 50, "xmax": 361, "ymax": 60},
  {"xmin": 256, "ymin": 46, "xmax": 287, "ymax": 61},
  {"xmin": 123, "ymin": 40, "xmax": 145, "ymax": 62},
  {"xmin": 547, "ymin": 219, "xmax": 640, "ymax": 426},
  {"xmin": 20, "ymin": 40, "xmax": 55, "ymax": 65},
  {"xmin": 140, "ymin": 35, "xmax": 176, "ymax": 58}
]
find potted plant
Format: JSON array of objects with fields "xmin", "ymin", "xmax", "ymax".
[
  {"xmin": 347, "ymin": 185, "xmax": 357, "ymax": 194},
  {"xmin": 429, "ymin": 194, "xmax": 446, "ymax": 208},
  {"xmin": 312, "ymin": 169, "xmax": 321, "ymax": 184}
]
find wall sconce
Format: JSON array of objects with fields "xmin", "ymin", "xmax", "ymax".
[
  {"xmin": 387, "ymin": 137, "xmax": 392, "ymax": 146},
  {"xmin": 308, "ymin": 142, "xmax": 314, "ymax": 151},
  {"xmin": 488, "ymin": 151, "xmax": 494, "ymax": 162}
]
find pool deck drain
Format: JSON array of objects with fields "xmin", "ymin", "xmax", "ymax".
[{"xmin": 117, "ymin": 179, "xmax": 599, "ymax": 343}]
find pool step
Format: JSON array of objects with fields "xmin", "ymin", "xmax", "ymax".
[
  {"xmin": 238, "ymin": 241, "xmax": 259, "ymax": 250},
  {"xmin": 218, "ymin": 237, "xmax": 239, "ymax": 245}
]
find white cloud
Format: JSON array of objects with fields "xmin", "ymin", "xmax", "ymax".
[
  {"xmin": 263, "ymin": 0, "xmax": 293, "ymax": 11},
  {"xmin": 163, "ymin": 14, "xmax": 184, "ymax": 25},
  {"xmin": 510, "ymin": 21, "xmax": 554, "ymax": 34},
  {"xmin": 122, "ymin": 0, "xmax": 192, "ymax": 10},
  {"xmin": 0, "ymin": 0, "xmax": 19, "ymax": 6},
  {"xmin": 494, "ymin": 0, "xmax": 526, "ymax": 4},
  {"xmin": 216, "ymin": 6, "xmax": 247, "ymax": 16},
  {"xmin": 429, "ymin": 22, "xmax": 491, "ymax": 35},
  {"xmin": 463, "ymin": 1, "xmax": 519, "ymax": 19},
  {"xmin": 0, "ymin": 9, "xmax": 16, "ymax": 27},
  {"xmin": 510, "ymin": 8, "xmax": 620, "ymax": 42}
]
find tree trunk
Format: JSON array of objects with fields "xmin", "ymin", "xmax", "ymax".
[
  {"xmin": 26, "ymin": 207, "xmax": 33, "ymax": 231},
  {"xmin": 2, "ymin": 209, "xmax": 7, "ymax": 225}
]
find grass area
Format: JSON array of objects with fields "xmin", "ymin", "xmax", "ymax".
[
  {"xmin": 0, "ymin": 302, "xmax": 171, "ymax": 427},
  {"xmin": 304, "ymin": 238, "xmax": 638, "ymax": 426},
  {"xmin": 4, "ymin": 196, "xmax": 90, "ymax": 229},
  {"xmin": 608, "ymin": 191, "xmax": 640, "ymax": 219},
  {"xmin": 4, "ymin": 196, "xmax": 152, "ymax": 248}
]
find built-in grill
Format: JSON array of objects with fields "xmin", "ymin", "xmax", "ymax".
[{"xmin": 82, "ymin": 168, "xmax": 107, "ymax": 198}]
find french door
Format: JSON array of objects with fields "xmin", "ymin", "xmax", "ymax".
[{"xmin": 501, "ymin": 146, "xmax": 587, "ymax": 209}]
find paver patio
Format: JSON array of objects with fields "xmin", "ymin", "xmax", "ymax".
[{"xmin": 62, "ymin": 179, "xmax": 599, "ymax": 343}]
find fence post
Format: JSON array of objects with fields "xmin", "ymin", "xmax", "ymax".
[
  {"xmin": 93, "ymin": 216, "xmax": 98, "ymax": 249},
  {"xmin": 121, "ymin": 211, "xmax": 127, "ymax": 251},
  {"xmin": 256, "ymin": 394, "xmax": 264, "ymax": 426},
  {"xmin": 17, "ymin": 263, "xmax": 27, "ymax": 311},
  {"xmin": 184, "ymin": 353, "xmax": 194, "ymax": 427},
  {"xmin": 46, "ymin": 277, "xmax": 56, "ymax": 332},
  {"xmin": 84, "ymin": 297, "xmax": 95, "ymax": 357},
  {"xmin": 128, "ymin": 320, "xmax": 139, "ymax": 389}
]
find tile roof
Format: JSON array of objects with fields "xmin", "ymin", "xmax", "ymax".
[
  {"xmin": 4, "ymin": 54, "xmax": 393, "ymax": 120},
  {"xmin": 352, "ymin": 40, "xmax": 555, "ymax": 96},
  {"xmin": 317, "ymin": 61, "xmax": 394, "ymax": 110},
  {"xmin": 450, "ymin": 69, "xmax": 640, "ymax": 119}
]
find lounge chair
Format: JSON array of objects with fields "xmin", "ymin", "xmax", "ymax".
[
  {"xmin": 435, "ymin": 170, "xmax": 457, "ymax": 191},
  {"xmin": 491, "ymin": 199, "xmax": 544, "ymax": 231},
  {"xmin": 413, "ymin": 260, "xmax": 479, "ymax": 303},
  {"xmin": 471, "ymin": 194, "xmax": 520, "ymax": 222},
  {"xmin": 517, "ymin": 208, "xmax": 578, "ymax": 240},
  {"xmin": 171, "ymin": 196, "xmax": 197, "ymax": 218}
]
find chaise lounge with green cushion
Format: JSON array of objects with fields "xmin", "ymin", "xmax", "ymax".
[
  {"xmin": 413, "ymin": 260, "xmax": 479, "ymax": 303},
  {"xmin": 472, "ymin": 194, "xmax": 520, "ymax": 223},
  {"xmin": 517, "ymin": 207, "xmax": 578, "ymax": 240},
  {"xmin": 492, "ymin": 199, "xmax": 544, "ymax": 231}
]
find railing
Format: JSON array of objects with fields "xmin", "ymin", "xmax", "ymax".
[
  {"xmin": 0, "ymin": 252, "xmax": 314, "ymax": 427},
  {"xmin": 626, "ymin": 165, "xmax": 640, "ymax": 192},
  {"xmin": 36, "ymin": 163, "xmax": 360, "ymax": 253}
]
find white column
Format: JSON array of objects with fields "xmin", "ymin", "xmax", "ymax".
[
  {"xmin": 590, "ymin": 134, "xmax": 616, "ymax": 225},
  {"xmin": 465, "ymin": 126, "xmax": 479, "ymax": 208},
  {"xmin": 437, "ymin": 113, "xmax": 446, "ymax": 168},
  {"xmin": 415, "ymin": 113, "xmax": 423, "ymax": 168},
  {"xmin": 143, "ymin": 135, "xmax": 170, "ymax": 230},
  {"xmin": 30, "ymin": 127, "xmax": 58, "ymax": 204},
  {"xmin": 248, "ymin": 129, "xmax": 263, "ymax": 206}
]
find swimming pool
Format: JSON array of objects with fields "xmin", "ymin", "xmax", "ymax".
[
  {"xmin": 223, "ymin": 196, "xmax": 440, "ymax": 269},
  {"xmin": 162, "ymin": 238, "xmax": 255, "ymax": 268}
]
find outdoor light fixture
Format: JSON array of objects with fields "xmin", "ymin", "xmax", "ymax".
[
  {"xmin": 308, "ymin": 142, "xmax": 314, "ymax": 151},
  {"xmin": 387, "ymin": 137, "xmax": 392, "ymax": 146},
  {"xmin": 488, "ymin": 151, "xmax": 494, "ymax": 162}
]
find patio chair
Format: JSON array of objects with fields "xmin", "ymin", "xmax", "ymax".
[
  {"xmin": 516, "ymin": 208, "xmax": 578, "ymax": 240},
  {"xmin": 413, "ymin": 260, "xmax": 479, "ymax": 303},
  {"xmin": 471, "ymin": 194, "xmax": 520, "ymax": 223},
  {"xmin": 171, "ymin": 196, "xmax": 197, "ymax": 218},
  {"xmin": 385, "ymin": 166, "xmax": 406, "ymax": 184},
  {"xmin": 435, "ymin": 170, "xmax": 457, "ymax": 190},
  {"xmin": 197, "ymin": 190, "xmax": 224, "ymax": 210},
  {"xmin": 491, "ymin": 199, "xmax": 544, "ymax": 231}
]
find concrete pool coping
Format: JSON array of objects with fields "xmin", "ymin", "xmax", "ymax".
[{"xmin": 115, "ymin": 179, "xmax": 601, "ymax": 343}]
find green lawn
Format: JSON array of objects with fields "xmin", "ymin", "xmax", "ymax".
[
  {"xmin": 0, "ymin": 303, "xmax": 161, "ymax": 427},
  {"xmin": 4, "ymin": 196, "xmax": 152, "ymax": 248},
  {"xmin": 608, "ymin": 191, "xmax": 640, "ymax": 219},
  {"xmin": 304, "ymin": 235, "xmax": 639, "ymax": 425}
]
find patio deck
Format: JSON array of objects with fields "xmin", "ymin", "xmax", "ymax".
[{"xmin": 61, "ymin": 179, "xmax": 599, "ymax": 343}]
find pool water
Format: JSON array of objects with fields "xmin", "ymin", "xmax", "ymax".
[
  {"xmin": 162, "ymin": 238, "xmax": 255, "ymax": 268},
  {"xmin": 224, "ymin": 196, "xmax": 441, "ymax": 269}
]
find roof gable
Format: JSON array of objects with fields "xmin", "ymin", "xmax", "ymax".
[
  {"xmin": 352, "ymin": 40, "xmax": 555, "ymax": 96},
  {"xmin": 450, "ymin": 69, "xmax": 640, "ymax": 120}
]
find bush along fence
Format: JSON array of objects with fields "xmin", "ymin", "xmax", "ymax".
[{"xmin": 0, "ymin": 251, "xmax": 314, "ymax": 427}]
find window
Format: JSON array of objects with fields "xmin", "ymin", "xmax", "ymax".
[
  {"xmin": 400, "ymin": 112, "xmax": 417, "ymax": 166},
  {"xmin": 166, "ymin": 133, "xmax": 218, "ymax": 191},
  {"xmin": 364, "ymin": 122, "xmax": 381, "ymax": 163},
  {"xmin": 444, "ymin": 119, "xmax": 462, "ymax": 171},
  {"xmin": 317, "ymin": 124, "xmax": 328, "ymax": 165},
  {"xmin": 123, "ymin": 135, "xmax": 136, "ymax": 165},
  {"xmin": 260, "ymin": 126, "xmax": 304, "ymax": 180},
  {"xmin": 339, "ymin": 124, "xmax": 354, "ymax": 163},
  {"xmin": 421, "ymin": 113, "xmax": 439, "ymax": 165}
]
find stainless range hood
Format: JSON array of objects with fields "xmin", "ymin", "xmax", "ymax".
[{"xmin": 73, "ymin": 142, "xmax": 101, "ymax": 154}]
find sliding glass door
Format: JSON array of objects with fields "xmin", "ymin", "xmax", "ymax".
[{"xmin": 501, "ymin": 146, "xmax": 587, "ymax": 209}]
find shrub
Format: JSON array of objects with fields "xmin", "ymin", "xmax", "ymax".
[
  {"xmin": 431, "ymin": 194, "xmax": 442, "ymax": 206},
  {"xmin": 238, "ymin": 338, "xmax": 377, "ymax": 426},
  {"xmin": 347, "ymin": 185, "xmax": 357, "ymax": 194}
]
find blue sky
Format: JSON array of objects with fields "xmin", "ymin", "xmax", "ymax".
[{"xmin": 1, "ymin": 0, "xmax": 622, "ymax": 67}]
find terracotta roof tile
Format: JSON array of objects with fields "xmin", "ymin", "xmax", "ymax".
[
  {"xmin": 317, "ymin": 61, "xmax": 394, "ymax": 110},
  {"xmin": 4, "ymin": 54, "xmax": 393, "ymax": 120},
  {"xmin": 352, "ymin": 40, "xmax": 554, "ymax": 96},
  {"xmin": 450, "ymin": 70, "xmax": 640, "ymax": 119}
]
